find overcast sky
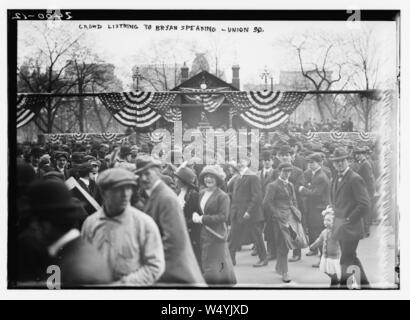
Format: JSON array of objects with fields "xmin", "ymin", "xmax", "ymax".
[{"xmin": 18, "ymin": 20, "xmax": 398, "ymax": 90}]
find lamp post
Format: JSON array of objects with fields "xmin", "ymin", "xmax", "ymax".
[
  {"xmin": 260, "ymin": 66, "xmax": 271, "ymax": 91},
  {"xmin": 132, "ymin": 67, "xmax": 142, "ymax": 91}
]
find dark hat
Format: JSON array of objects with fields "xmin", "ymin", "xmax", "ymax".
[
  {"xmin": 26, "ymin": 180, "xmax": 82, "ymax": 216},
  {"xmin": 134, "ymin": 155, "xmax": 162, "ymax": 174},
  {"xmin": 329, "ymin": 147, "xmax": 349, "ymax": 161},
  {"xmin": 17, "ymin": 162, "xmax": 36, "ymax": 188},
  {"xmin": 43, "ymin": 170, "xmax": 65, "ymax": 181},
  {"xmin": 120, "ymin": 146, "xmax": 132, "ymax": 158},
  {"xmin": 54, "ymin": 151, "xmax": 69, "ymax": 161},
  {"xmin": 278, "ymin": 144, "xmax": 293, "ymax": 156},
  {"xmin": 353, "ymin": 146, "xmax": 369, "ymax": 154},
  {"xmin": 174, "ymin": 166, "xmax": 197, "ymax": 188},
  {"xmin": 199, "ymin": 165, "xmax": 226, "ymax": 187},
  {"xmin": 30, "ymin": 146, "xmax": 45, "ymax": 158},
  {"xmin": 261, "ymin": 150, "xmax": 272, "ymax": 161},
  {"xmin": 306, "ymin": 152, "xmax": 323, "ymax": 163},
  {"xmin": 78, "ymin": 162, "xmax": 92, "ymax": 177},
  {"xmin": 97, "ymin": 168, "xmax": 138, "ymax": 191},
  {"xmin": 278, "ymin": 162, "xmax": 293, "ymax": 171},
  {"xmin": 71, "ymin": 152, "xmax": 85, "ymax": 164},
  {"xmin": 84, "ymin": 155, "xmax": 96, "ymax": 162}
]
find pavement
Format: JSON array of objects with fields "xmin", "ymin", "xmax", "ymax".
[{"xmin": 233, "ymin": 225, "xmax": 398, "ymax": 289}]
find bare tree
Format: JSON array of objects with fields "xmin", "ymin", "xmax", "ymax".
[
  {"xmin": 17, "ymin": 23, "xmax": 84, "ymax": 133},
  {"xmin": 278, "ymin": 33, "xmax": 350, "ymax": 121},
  {"xmin": 343, "ymin": 28, "xmax": 382, "ymax": 131}
]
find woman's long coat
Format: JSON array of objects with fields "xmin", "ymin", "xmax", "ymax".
[{"xmin": 198, "ymin": 188, "xmax": 237, "ymax": 286}]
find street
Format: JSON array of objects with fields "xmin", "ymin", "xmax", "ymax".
[{"xmin": 233, "ymin": 225, "xmax": 397, "ymax": 288}]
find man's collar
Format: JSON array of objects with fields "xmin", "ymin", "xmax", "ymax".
[
  {"xmin": 339, "ymin": 166, "xmax": 350, "ymax": 177},
  {"xmin": 79, "ymin": 177, "xmax": 89, "ymax": 186},
  {"xmin": 146, "ymin": 179, "xmax": 162, "ymax": 197},
  {"xmin": 240, "ymin": 167, "xmax": 248, "ymax": 177},
  {"xmin": 48, "ymin": 229, "xmax": 80, "ymax": 257},
  {"xmin": 279, "ymin": 177, "xmax": 289, "ymax": 184},
  {"xmin": 312, "ymin": 167, "xmax": 321, "ymax": 175}
]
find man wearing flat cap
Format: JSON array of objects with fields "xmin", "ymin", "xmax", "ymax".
[
  {"xmin": 81, "ymin": 168, "xmax": 165, "ymax": 285},
  {"xmin": 263, "ymin": 162, "xmax": 299, "ymax": 283},
  {"xmin": 54, "ymin": 151, "xmax": 70, "ymax": 180},
  {"xmin": 329, "ymin": 147, "xmax": 370, "ymax": 288},
  {"xmin": 272, "ymin": 144, "xmax": 306, "ymax": 262},
  {"xmin": 299, "ymin": 153, "xmax": 331, "ymax": 266},
  {"xmin": 135, "ymin": 156, "xmax": 205, "ymax": 285}
]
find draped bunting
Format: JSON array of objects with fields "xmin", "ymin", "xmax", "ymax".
[
  {"xmin": 293, "ymin": 132, "xmax": 377, "ymax": 146},
  {"xmin": 97, "ymin": 91, "xmax": 180, "ymax": 127},
  {"xmin": 180, "ymin": 87, "xmax": 228, "ymax": 112},
  {"xmin": 225, "ymin": 91, "xmax": 307, "ymax": 129},
  {"xmin": 17, "ymin": 95, "xmax": 48, "ymax": 128},
  {"xmin": 43, "ymin": 133, "xmax": 129, "ymax": 144}
]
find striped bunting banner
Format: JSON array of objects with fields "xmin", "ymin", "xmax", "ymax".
[
  {"xmin": 17, "ymin": 94, "xmax": 48, "ymax": 128},
  {"xmin": 180, "ymin": 87, "xmax": 228, "ymax": 112},
  {"xmin": 98, "ymin": 91, "xmax": 180, "ymax": 127},
  {"xmin": 225, "ymin": 91, "xmax": 306, "ymax": 129}
]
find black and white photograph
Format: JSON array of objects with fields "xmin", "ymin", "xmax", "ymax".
[{"xmin": 6, "ymin": 8, "xmax": 400, "ymax": 292}]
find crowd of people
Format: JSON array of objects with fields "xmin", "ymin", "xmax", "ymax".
[
  {"xmin": 283, "ymin": 117, "xmax": 356, "ymax": 133},
  {"xmin": 13, "ymin": 134, "xmax": 379, "ymax": 288}
]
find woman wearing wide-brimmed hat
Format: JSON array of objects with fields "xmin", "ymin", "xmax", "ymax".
[
  {"xmin": 192, "ymin": 165, "xmax": 237, "ymax": 286},
  {"xmin": 174, "ymin": 166, "xmax": 202, "ymax": 267}
]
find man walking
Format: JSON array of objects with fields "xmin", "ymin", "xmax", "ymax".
[
  {"xmin": 229, "ymin": 156, "xmax": 267, "ymax": 267},
  {"xmin": 81, "ymin": 168, "xmax": 165, "ymax": 285},
  {"xmin": 299, "ymin": 153, "xmax": 331, "ymax": 267},
  {"xmin": 136, "ymin": 156, "xmax": 205, "ymax": 285},
  {"xmin": 329, "ymin": 148, "xmax": 370, "ymax": 288}
]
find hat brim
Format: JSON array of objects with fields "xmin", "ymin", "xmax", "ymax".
[
  {"xmin": 174, "ymin": 173, "xmax": 196, "ymax": 189},
  {"xmin": 199, "ymin": 172, "xmax": 224, "ymax": 187},
  {"xmin": 106, "ymin": 180, "xmax": 138, "ymax": 190},
  {"xmin": 329, "ymin": 155, "xmax": 349, "ymax": 161},
  {"xmin": 134, "ymin": 162, "xmax": 161, "ymax": 174}
]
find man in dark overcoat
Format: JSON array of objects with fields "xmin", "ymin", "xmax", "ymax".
[
  {"xmin": 229, "ymin": 156, "xmax": 267, "ymax": 267},
  {"xmin": 299, "ymin": 153, "xmax": 331, "ymax": 266},
  {"xmin": 330, "ymin": 148, "xmax": 371, "ymax": 288},
  {"xmin": 136, "ymin": 156, "xmax": 205, "ymax": 286}
]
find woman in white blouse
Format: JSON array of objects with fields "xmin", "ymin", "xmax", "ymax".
[{"xmin": 192, "ymin": 165, "xmax": 237, "ymax": 286}]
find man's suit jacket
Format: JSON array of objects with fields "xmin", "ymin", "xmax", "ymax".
[
  {"xmin": 353, "ymin": 160, "xmax": 375, "ymax": 197},
  {"xmin": 263, "ymin": 178, "xmax": 298, "ymax": 226},
  {"xmin": 273, "ymin": 165, "xmax": 305, "ymax": 212},
  {"xmin": 300, "ymin": 168, "xmax": 331, "ymax": 228},
  {"xmin": 257, "ymin": 169, "xmax": 276, "ymax": 197},
  {"xmin": 331, "ymin": 168, "xmax": 370, "ymax": 241},
  {"xmin": 294, "ymin": 154, "xmax": 307, "ymax": 171},
  {"xmin": 144, "ymin": 181, "xmax": 205, "ymax": 285},
  {"xmin": 77, "ymin": 179, "xmax": 96, "ymax": 198},
  {"xmin": 230, "ymin": 168, "xmax": 264, "ymax": 223}
]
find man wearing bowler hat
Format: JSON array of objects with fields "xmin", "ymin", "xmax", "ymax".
[
  {"xmin": 81, "ymin": 168, "xmax": 165, "ymax": 285},
  {"xmin": 329, "ymin": 147, "xmax": 370, "ymax": 288},
  {"xmin": 352, "ymin": 147, "xmax": 376, "ymax": 237},
  {"xmin": 299, "ymin": 153, "xmax": 331, "ymax": 267},
  {"xmin": 135, "ymin": 155, "xmax": 205, "ymax": 285}
]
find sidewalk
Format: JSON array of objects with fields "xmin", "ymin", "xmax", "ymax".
[{"xmin": 233, "ymin": 225, "xmax": 397, "ymax": 288}]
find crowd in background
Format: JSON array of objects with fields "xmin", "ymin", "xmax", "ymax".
[{"xmin": 12, "ymin": 133, "xmax": 379, "ymax": 288}]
